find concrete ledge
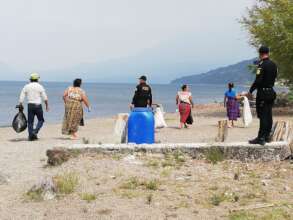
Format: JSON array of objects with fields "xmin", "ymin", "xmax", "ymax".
[{"xmin": 55, "ymin": 142, "xmax": 292, "ymax": 162}]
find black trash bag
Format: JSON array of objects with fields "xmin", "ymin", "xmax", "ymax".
[{"xmin": 12, "ymin": 105, "xmax": 27, "ymax": 133}]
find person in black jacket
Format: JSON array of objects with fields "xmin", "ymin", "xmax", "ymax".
[
  {"xmin": 130, "ymin": 75, "xmax": 152, "ymax": 108},
  {"xmin": 248, "ymin": 46, "xmax": 278, "ymax": 145}
]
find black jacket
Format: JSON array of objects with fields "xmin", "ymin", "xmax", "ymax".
[
  {"xmin": 132, "ymin": 83, "xmax": 152, "ymax": 107},
  {"xmin": 249, "ymin": 58, "xmax": 278, "ymax": 94}
]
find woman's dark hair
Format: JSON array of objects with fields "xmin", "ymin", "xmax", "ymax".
[
  {"xmin": 228, "ymin": 83, "xmax": 234, "ymax": 92},
  {"xmin": 181, "ymin": 84, "xmax": 187, "ymax": 91},
  {"xmin": 73, "ymin": 78, "xmax": 82, "ymax": 87}
]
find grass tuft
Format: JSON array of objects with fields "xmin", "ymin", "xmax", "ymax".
[
  {"xmin": 25, "ymin": 188, "xmax": 43, "ymax": 202},
  {"xmin": 205, "ymin": 147, "xmax": 224, "ymax": 164},
  {"xmin": 209, "ymin": 193, "xmax": 226, "ymax": 206},
  {"xmin": 54, "ymin": 172, "xmax": 79, "ymax": 195},
  {"xmin": 81, "ymin": 193, "xmax": 97, "ymax": 202}
]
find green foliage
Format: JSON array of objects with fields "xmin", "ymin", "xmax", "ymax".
[{"xmin": 241, "ymin": 0, "xmax": 293, "ymax": 85}]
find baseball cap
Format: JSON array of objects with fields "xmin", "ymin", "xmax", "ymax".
[
  {"xmin": 259, "ymin": 46, "xmax": 270, "ymax": 54},
  {"xmin": 30, "ymin": 73, "xmax": 40, "ymax": 80},
  {"xmin": 139, "ymin": 75, "xmax": 147, "ymax": 81}
]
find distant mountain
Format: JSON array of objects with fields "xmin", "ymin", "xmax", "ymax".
[{"xmin": 171, "ymin": 59, "xmax": 255, "ymax": 85}]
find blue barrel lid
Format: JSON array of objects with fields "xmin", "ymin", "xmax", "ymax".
[{"xmin": 132, "ymin": 107, "xmax": 152, "ymax": 112}]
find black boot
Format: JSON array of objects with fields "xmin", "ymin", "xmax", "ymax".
[
  {"xmin": 249, "ymin": 138, "xmax": 266, "ymax": 146},
  {"xmin": 265, "ymin": 136, "xmax": 272, "ymax": 143}
]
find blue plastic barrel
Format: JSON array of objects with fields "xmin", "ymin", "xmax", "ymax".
[{"xmin": 128, "ymin": 108, "xmax": 155, "ymax": 144}]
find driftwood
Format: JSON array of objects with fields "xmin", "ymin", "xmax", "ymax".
[
  {"xmin": 114, "ymin": 113, "xmax": 129, "ymax": 144},
  {"xmin": 216, "ymin": 120, "xmax": 228, "ymax": 142},
  {"xmin": 271, "ymin": 121, "xmax": 293, "ymax": 142},
  {"xmin": 231, "ymin": 203, "xmax": 276, "ymax": 212}
]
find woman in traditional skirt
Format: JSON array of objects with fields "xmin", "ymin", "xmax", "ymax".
[
  {"xmin": 176, "ymin": 85, "xmax": 194, "ymax": 129},
  {"xmin": 224, "ymin": 83, "xmax": 240, "ymax": 128},
  {"xmin": 62, "ymin": 79, "xmax": 90, "ymax": 139}
]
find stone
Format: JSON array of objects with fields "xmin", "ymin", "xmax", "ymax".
[
  {"xmin": 122, "ymin": 155, "xmax": 142, "ymax": 165},
  {"xmin": 46, "ymin": 148, "xmax": 71, "ymax": 166},
  {"xmin": 29, "ymin": 177, "xmax": 57, "ymax": 201},
  {"xmin": 261, "ymin": 180, "xmax": 269, "ymax": 186}
]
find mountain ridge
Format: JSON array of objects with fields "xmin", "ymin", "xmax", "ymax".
[{"xmin": 171, "ymin": 59, "xmax": 255, "ymax": 85}]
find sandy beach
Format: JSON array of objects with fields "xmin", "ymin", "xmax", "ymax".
[{"xmin": 0, "ymin": 104, "xmax": 292, "ymax": 219}]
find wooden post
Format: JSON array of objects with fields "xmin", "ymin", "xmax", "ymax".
[
  {"xmin": 216, "ymin": 120, "xmax": 228, "ymax": 142},
  {"xmin": 271, "ymin": 121, "xmax": 293, "ymax": 142}
]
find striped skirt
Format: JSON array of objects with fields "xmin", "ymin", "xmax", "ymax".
[{"xmin": 226, "ymin": 97, "xmax": 240, "ymax": 120}]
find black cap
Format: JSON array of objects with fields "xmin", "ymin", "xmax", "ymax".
[
  {"xmin": 139, "ymin": 75, "xmax": 147, "ymax": 81},
  {"xmin": 259, "ymin": 46, "xmax": 270, "ymax": 54}
]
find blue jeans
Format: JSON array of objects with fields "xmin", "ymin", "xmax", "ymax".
[{"xmin": 28, "ymin": 104, "xmax": 45, "ymax": 138}]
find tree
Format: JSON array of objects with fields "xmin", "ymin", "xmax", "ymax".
[{"xmin": 241, "ymin": 0, "xmax": 293, "ymax": 87}]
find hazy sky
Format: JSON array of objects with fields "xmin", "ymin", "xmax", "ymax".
[{"xmin": 0, "ymin": 0, "xmax": 256, "ymax": 76}]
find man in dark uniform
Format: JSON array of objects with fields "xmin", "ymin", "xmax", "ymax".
[
  {"xmin": 131, "ymin": 75, "xmax": 152, "ymax": 108},
  {"xmin": 248, "ymin": 46, "xmax": 278, "ymax": 145}
]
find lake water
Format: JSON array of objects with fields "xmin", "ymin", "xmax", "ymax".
[{"xmin": 0, "ymin": 81, "xmax": 250, "ymax": 126}]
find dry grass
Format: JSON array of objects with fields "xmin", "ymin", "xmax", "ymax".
[{"xmin": 54, "ymin": 172, "xmax": 79, "ymax": 195}]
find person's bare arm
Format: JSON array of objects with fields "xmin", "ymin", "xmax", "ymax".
[
  {"xmin": 224, "ymin": 96, "xmax": 227, "ymax": 107},
  {"xmin": 176, "ymin": 95, "xmax": 179, "ymax": 105},
  {"xmin": 63, "ymin": 89, "xmax": 68, "ymax": 103},
  {"xmin": 82, "ymin": 94, "xmax": 90, "ymax": 109},
  {"xmin": 41, "ymin": 87, "xmax": 49, "ymax": 111},
  {"xmin": 44, "ymin": 100, "xmax": 49, "ymax": 112},
  {"xmin": 189, "ymin": 96, "xmax": 194, "ymax": 108}
]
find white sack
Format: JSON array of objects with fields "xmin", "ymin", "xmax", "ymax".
[
  {"xmin": 242, "ymin": 96, "xmax": 253, "ymax": 127},
  {"xmin": 154, "ymin": 107, "xmax": 167, "ymax": 129}
]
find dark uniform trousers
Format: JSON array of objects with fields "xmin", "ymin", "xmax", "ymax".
[{"xmin": 256, "ymin": 99, "xmax": 273, "ymax": 139}]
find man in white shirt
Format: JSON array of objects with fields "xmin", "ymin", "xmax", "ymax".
[{"xmin": 19, "ymin": 73, "xmax": 49, "ymax": 141}]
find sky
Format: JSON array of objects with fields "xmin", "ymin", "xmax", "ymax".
[{"xmin": 0, "ymin": 0, "xmax": 256, "ymax": 82}]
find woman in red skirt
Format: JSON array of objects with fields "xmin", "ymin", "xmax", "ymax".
[{"xmin": 176, "ymin": 85, "xmax": 194, "ymax": 129}]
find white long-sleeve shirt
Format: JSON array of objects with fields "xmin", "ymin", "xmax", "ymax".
[{"xmin": 19, "ymin": 82, "xmax": 48, "ymax": 105}]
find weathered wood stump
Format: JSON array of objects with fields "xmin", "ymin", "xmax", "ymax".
[
  {"xmin": 114, "ymin": 113, "xmax": 129, "ymax": 143},
  {"xmin": 271, "ymin": 121, "xmax": 293, "ymax": 142},
  {"xmin": 271, "ymin": 121, "xmax": 293, "ymax": 159},
  {"xmin": 216, "ymin": 120, "xmax": 228, "ymax": 142}
]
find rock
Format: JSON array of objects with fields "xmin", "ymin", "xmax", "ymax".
[
  {"xmin": 263, "ymin": 174, "xmax": 272, "ymax": 179},
  {"xmin": 46, "ymin": 148, "xmax": 71, "ymax": 166},
  {"xmin": 261, "ymin": 180, "xmax": 269, "ymax": 186},
  {"xmin": 122, "ymin": 155, "xmax": 142, "ymax": 165},
  {"xmin": 283, "ymin": 186, "xmax": 290, "ymax": 192},
  {"xmin": 234, "ymin": 173, "xmax": 239, "ymax": 181},
  {"xmin": 29, "ymin": 177, "xmax": 57, "ymax": 201}
]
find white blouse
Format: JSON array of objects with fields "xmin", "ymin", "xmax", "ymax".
[{"xmin": 178, "ymin": 91, "xmax": 192, "ymax": 104}]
